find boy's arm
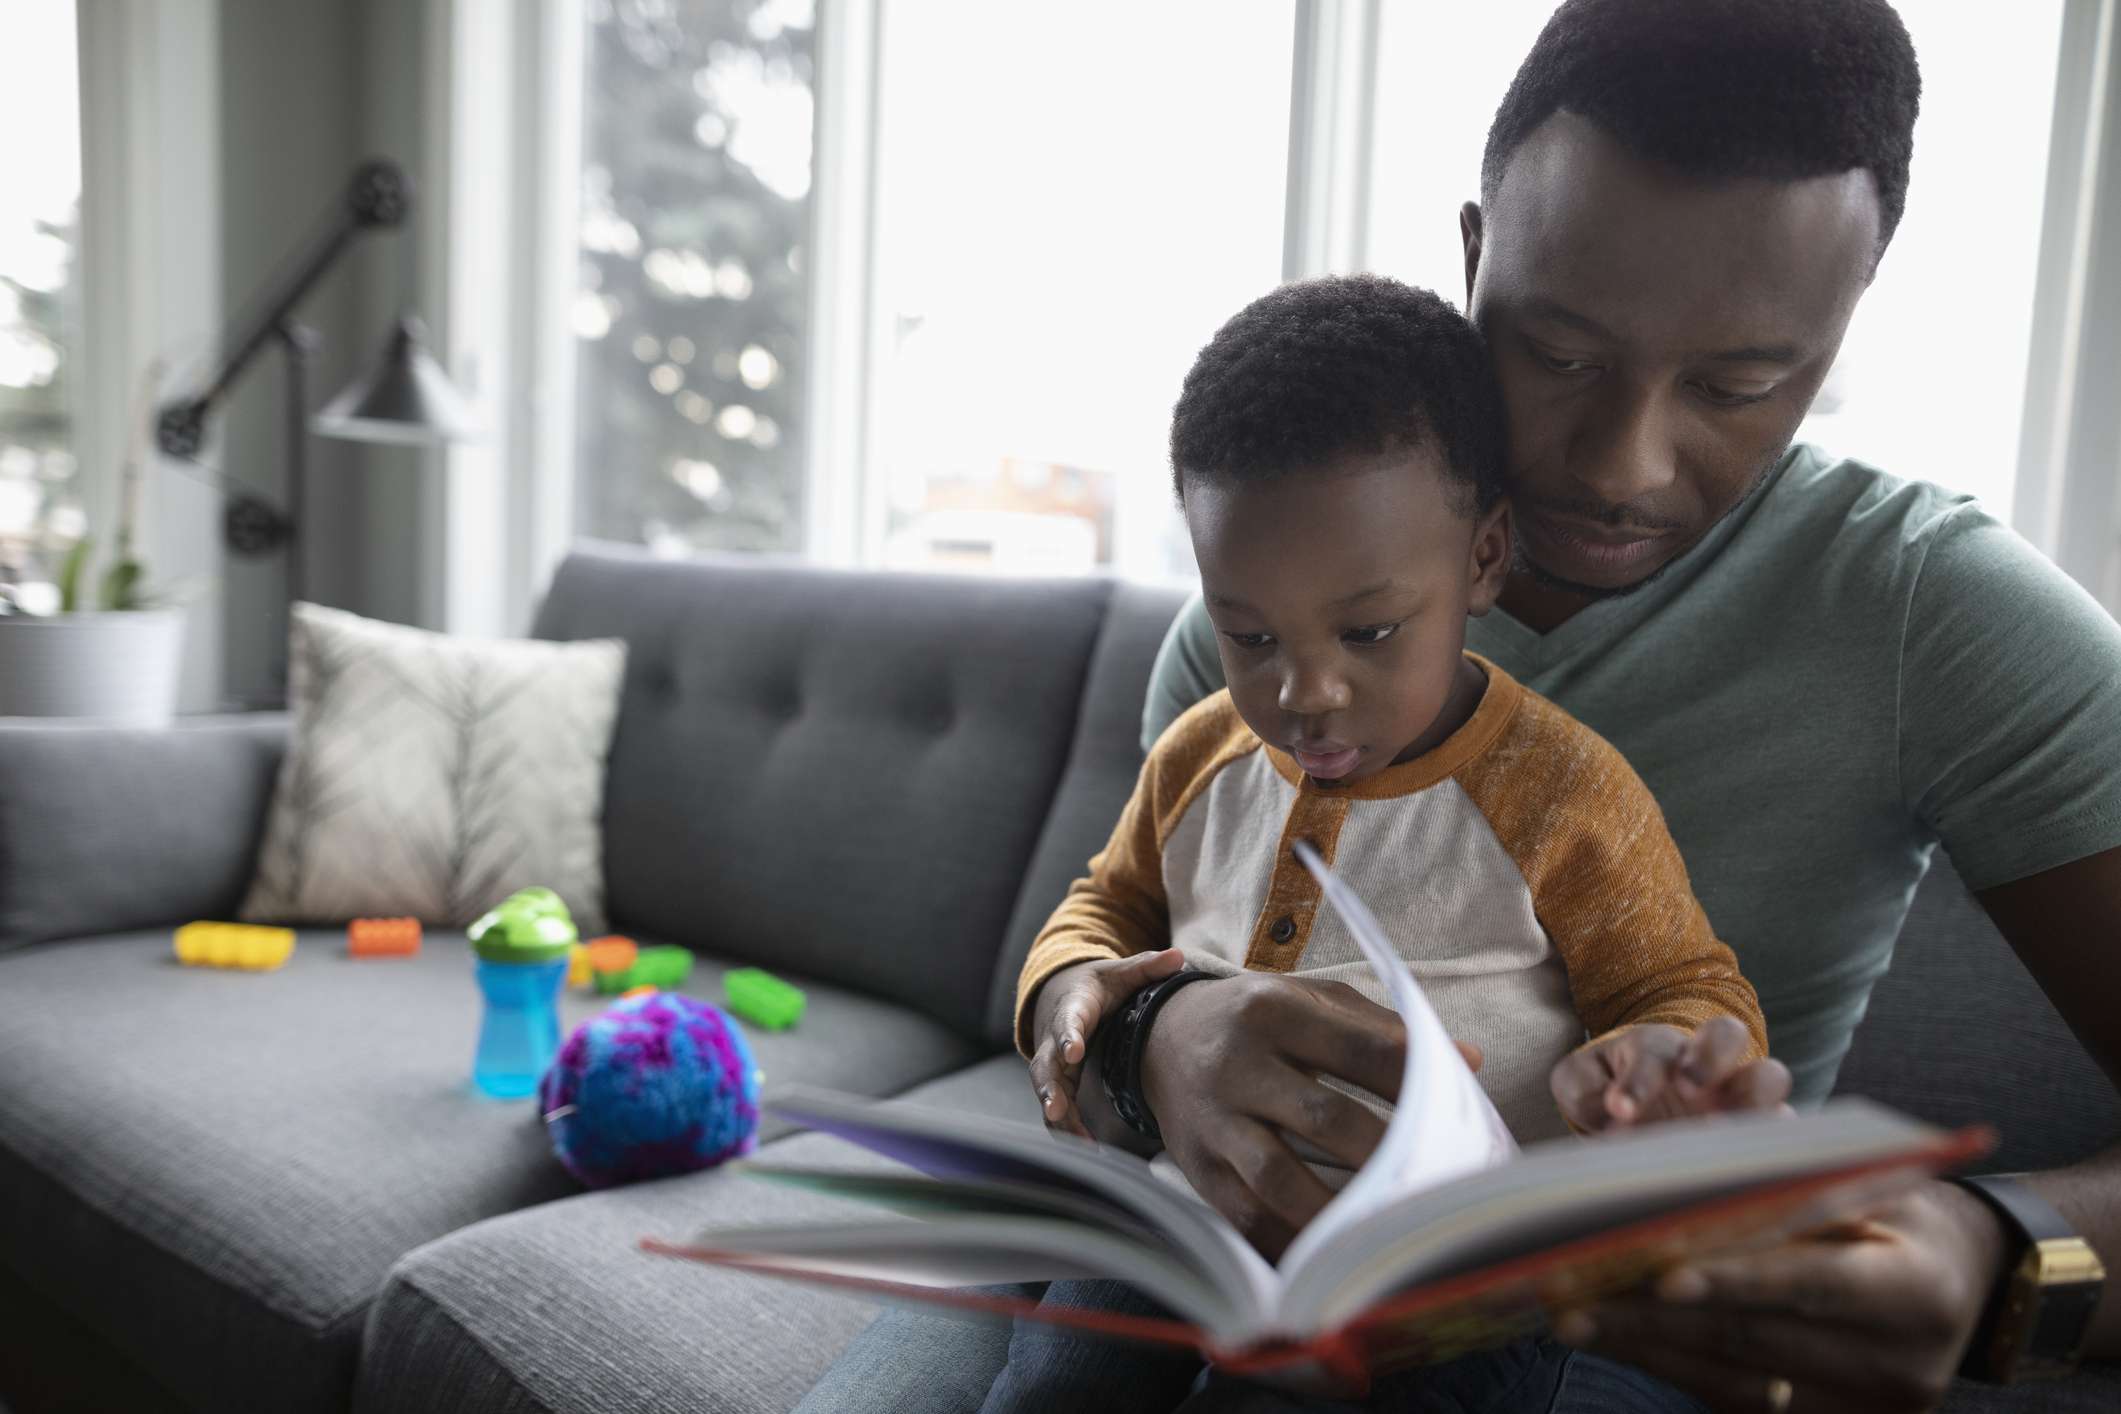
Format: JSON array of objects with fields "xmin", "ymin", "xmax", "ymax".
[
  {"xmin": 1012, "ymin": 763, "xmax": 1173, "ymax": 1059},
  {"xmin": 1455, "ymin": 699, "xmax": 1768, "ymax": 1057}
]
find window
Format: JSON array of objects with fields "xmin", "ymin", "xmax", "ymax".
[
  {"xmin": 1365, "ymin": 1, "xmax": 2069, "ymax": 514},
  {"xmin": 572, "ymin": 0, "xmax": 816, "ymax": 556},
  {"xmin": 867, "ymin": 2, "xmax": 1292, "ymax": 582},
  {"xmin": 1792, "ymin": 2, "xmax": 2065, "ymax": 513},
  {"xmin": 0, "ymin": 0, "xmax": 81, "ymax": 600}
]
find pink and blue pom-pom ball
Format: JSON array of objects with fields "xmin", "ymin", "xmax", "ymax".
[{"xmin": 538, "ymin": 992, "xmax": 762, "ymax": 1188}]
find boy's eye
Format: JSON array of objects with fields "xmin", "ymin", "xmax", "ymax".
[
  {"xmin": 1223, "ymin": 631, "xmax": 1274, "ymax": 650},
  {"xmin": 1343, "ymin": 622, "xmax": 1401, "ymax": 646}
]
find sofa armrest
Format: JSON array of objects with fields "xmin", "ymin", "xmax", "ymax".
[{"xmin": 0, "ymin": 714, "xmax": 288, "ymax": 951}]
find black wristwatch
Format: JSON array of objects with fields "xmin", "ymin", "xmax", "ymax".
[
  {"xmin": 1952, "ymin": 1174, "xmax": 2107, "ymax": 1382},
  {"xmin": 1099, "ymin": 967, "xmax": 1213, "ymax": 1145}
]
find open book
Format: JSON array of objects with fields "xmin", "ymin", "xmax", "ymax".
[{"xmin": 646, "ymin": 845, "xmax": 1990, "ymax": 1388}]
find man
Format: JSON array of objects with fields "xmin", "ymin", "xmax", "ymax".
[{"xmin": 802, "ymin": 1, "xmax": 2121, "ymax": 1408}]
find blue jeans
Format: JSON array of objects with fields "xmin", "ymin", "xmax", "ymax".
[{"xmin": 794, "ymin": 1281, "xmax": 1707, "ymax": 1414}]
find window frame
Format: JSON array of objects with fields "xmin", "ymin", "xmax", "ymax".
[{"xmin": 470, "ymin": 0, "xmax": 2121, "ymax": 622}]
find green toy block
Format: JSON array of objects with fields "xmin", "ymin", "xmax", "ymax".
[
  {"xmin": 592, "ymin": 944, "xmax": 694, "ymax": 994},
  {"xmin": 725, "ymin": 967, "xmax": 806, "ymax": 1030}
]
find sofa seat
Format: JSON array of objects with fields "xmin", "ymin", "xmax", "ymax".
[
  {"xmin": 355, "ymin": 1053, "xmax": 1034, "ymax": 1414},
  {"xmin": 0, "ymin": 928, "xmax": 983, "ymax": 1413}
]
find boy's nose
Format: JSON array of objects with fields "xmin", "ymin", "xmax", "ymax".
[{"xmin": 1278, "ymin": 663, "xmax": 1351, "ymax": 718}]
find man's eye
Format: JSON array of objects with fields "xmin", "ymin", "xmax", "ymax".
[
  {"xmin": 1538, "ymin": 351, "xmax": 1600, "ymax": 376},
  {"xmin": 1223, "ymin": 631, "xmax": 1274, "ymax": 650},
  {"xmin": 1343, "ymin": 622, "xmax": 1401, "ymax": 646},
  {"xmin": 1692, "ymin": 380, "xmax": 1775, "ymax": 408}
]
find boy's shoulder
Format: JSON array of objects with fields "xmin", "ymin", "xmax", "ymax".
[
  {"xmin": 1457, "ymin": 659, "xmax": 1666, "ymax": 837},
  {"xmin": 1138, "ymin": 689, "xmax": 1267, "ymax": 835}
]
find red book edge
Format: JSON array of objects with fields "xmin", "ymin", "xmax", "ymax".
[{"xmin": 640, "ymin": 1123, "xmax": 1994, "ymax": 1388}]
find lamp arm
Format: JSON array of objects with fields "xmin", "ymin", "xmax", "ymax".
[{"xmin": 154, "ymin": 159, "xmax": 413, "ymax": 459}]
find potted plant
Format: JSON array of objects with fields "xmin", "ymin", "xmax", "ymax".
[{"xmin": 0, "ymin": 360, "xmax": 186, "ymax": 724}]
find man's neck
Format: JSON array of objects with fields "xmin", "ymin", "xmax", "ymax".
[{"xmin": 1496, "ymin": 571, "xmax": 1598, "ymax": 635}]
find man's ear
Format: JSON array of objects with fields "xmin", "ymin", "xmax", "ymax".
[
  {"xmin": 1466, "ymin": 498, "xmax": 1511, "ymax": 616},
  {"xmin": 1460, "ymin": 202, "xmax": 1484, "ymax": 309}
]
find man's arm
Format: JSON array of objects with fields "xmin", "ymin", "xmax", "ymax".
[{"xmin": 1976, "ymin": 844, "xmax": 2121, "ymax": 1354}]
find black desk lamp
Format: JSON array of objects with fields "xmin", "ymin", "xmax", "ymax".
[{"xmin": 153, "ymin": 158, "xmax": 476, "ymax": 611}]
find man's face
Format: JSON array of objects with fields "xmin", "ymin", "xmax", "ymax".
[
  {"xmin": 1466, "ymin": 113, "xmax": 1881, "ymax": 598},
  {"xmin": 1186, "ymin": 451, "xmax": 1508, "ymax": 786}
]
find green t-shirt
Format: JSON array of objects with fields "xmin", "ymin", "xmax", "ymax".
[{"xmin": 1144, "ymin": 445, "xmax": 2121, "ymax": 1103}]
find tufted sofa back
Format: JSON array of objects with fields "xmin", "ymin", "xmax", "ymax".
[{"xmin": 532, "ymin": 546, "xmax": 1182, "ymax": 1041}]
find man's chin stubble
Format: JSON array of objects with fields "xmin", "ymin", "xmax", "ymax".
[{"xmin": 1509, "ymin": 443, "xmax": 1792, "ymax": 603}]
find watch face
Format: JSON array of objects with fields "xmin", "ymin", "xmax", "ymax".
[{"xmin": 2029, "ymin": 1278, "xmax": 2104, "ymax": 1362}]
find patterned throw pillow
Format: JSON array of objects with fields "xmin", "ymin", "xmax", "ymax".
[{"xmin": 239, "ymin": 604, "xmax": 627, "ymax": 933}]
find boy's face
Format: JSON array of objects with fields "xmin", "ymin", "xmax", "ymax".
[{"xmin": 1185, "ymin": 448, "xmax": 1510, "ymax": 786}]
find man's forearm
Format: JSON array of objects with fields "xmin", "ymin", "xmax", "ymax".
[{"xmin": 2024, "ymin": 1143, "xmax": 2121, "ymax": 1357}]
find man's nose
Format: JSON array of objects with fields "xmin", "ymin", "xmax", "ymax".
[
  {"xmin": 1278, "ymin": 657, "xmax": 1351, "ymax": 719},
  {"xmin": 1570, "ymin": 382, "xmax": 1678, "ymax": 506}
]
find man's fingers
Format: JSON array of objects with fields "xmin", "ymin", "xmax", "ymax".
[
  {"xmin": 1657, "ymin": 1235, "xmax": 1895, "ymax": 1322},
  {"xmin": 1570, "ymin": 1295, "xmax": 1927, "ymax": 1414},
  {"xmin": 1456, "ymin": 1039, "xmax": 1484, "ymax": 1073},
  {"xmin": 1212, "ymin": 1118, "xmax": 1337, "ymax": 1260},
  {"xmin": 1248, "ymin": 1072, "xmax": 1390, "ymax": 1171},
  {"xmin": 1552, "ymin": 1311, "xmax": 1874, "ymax": 1414},
  {"xmin": 1277, "ymin": 977, "xmax": 1409, "ymax": 1100}
]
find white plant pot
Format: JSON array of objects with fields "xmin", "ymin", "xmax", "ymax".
[{"xmin": 0, "ymin": 608, "xmax": 187, "ymax": 725}]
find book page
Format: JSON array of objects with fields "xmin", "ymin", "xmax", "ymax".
[{"xmin": 1278, "ymin": 841, "xmax": 1518, "ymax": 1277}]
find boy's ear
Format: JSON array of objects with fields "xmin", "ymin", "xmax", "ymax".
[{"xmin": 1466, "ymin": 499, "xmax": 1511, "ymax": 616}]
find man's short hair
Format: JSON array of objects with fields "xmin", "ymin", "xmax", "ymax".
[
  {"xmin": 1170, "ymin": 274, "xmax": 1506, "ymax": 514},
  {"xmin": 1481, "ymin": 0, "xmax": 1921, "ymax": 255}
]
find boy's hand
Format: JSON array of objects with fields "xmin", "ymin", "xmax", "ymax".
[
  {"xmin": 1027, "ymin": 949, "xmax": 1189, "ymax": 1139},
  {"xmin": 1551, "ymin": 1016, "xmax": 1792, "ymax": 1133}
]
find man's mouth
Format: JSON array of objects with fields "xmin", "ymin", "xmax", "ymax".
[
  {"xmin": 1289, "ymin": 742, "xmax": 1363, "ymax": 780},
  {"xmin": 1517, "ymin": 506, "xmax": 1677, "ymax": 580}
]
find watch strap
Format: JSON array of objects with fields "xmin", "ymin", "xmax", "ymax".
[
  {"xmin": 1099, "ymin": 966, "xmax": 1213, "ymax": 1145},
  {"xmin": 1952, "ymin": 1174, "xmax": 2106, "ymax": 1382}
]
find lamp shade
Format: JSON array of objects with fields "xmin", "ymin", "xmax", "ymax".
[{"xmin": 312, "ymin": 315, "xmax": 479, "ymax": 445}]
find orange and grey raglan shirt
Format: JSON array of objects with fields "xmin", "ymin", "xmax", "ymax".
[{"xmin": 1015, "ymin": 656, "xmax": 1766, "ymax": 1144}]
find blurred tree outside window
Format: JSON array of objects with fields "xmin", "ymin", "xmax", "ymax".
[
  {"xmin": 0, "ymin": 1, "xmax": 83, "ymax": 610},
  {"xmin": 574, "ymin": 0, "xmax": 814, "ymax": 556}
]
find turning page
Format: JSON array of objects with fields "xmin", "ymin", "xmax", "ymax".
[{"xmin": 1279, "ymin": 841, "xmax": 1519, "ymax": 1273}]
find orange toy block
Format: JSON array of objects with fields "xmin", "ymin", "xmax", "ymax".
[
  {"xmin": 583, "ymin": 935, "xmax": 638, "ymax": 982},
  {"xmin": 348, "ymin": 917, "xmax": 422, "ymax": 957},
  {"xmin": 620, "ymin": 984, "xmax": 659, "ymax": 1000}
]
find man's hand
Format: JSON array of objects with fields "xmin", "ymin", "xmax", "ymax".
[
  {"xmin": 1026, "ymin": 949, "xmax": 1188, "ymax": 1138},
  {"xmin": 1554, "ymin": 1178, "xmax": 2009, "ymax": 1412},
  {"xmin": 1137, "ymin": 971, "xmax": 1481, "ymax": 1261},
  {"xmin": 1550, "ymin": 1017, "xmax": 1793, "ymax": 1133}
]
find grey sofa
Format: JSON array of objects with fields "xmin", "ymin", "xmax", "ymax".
[{"xmin": 1, "ymin": 546, "xmax": 2115, "ymax": 1413}]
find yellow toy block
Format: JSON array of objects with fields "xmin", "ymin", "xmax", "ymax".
[
  {"xmin": 174, "ymin": 922, "xmax": 296, "ymax": 972},
  {"xmin": 567, "ymin": 943, "xmax": 593, "ymax": 988}
]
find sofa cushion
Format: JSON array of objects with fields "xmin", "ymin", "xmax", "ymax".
[
  {"xmin": 240, "ymin": 603, "xmax": 628, "ymax": 934},
  {"xmin": 533, "ymin": 548, "xmax": 1115, "ymax": 1038},
  {"xmin": 1835, "ymin": 854, "xmax": 2121, "ymax": 1173},
  {"xmin": 985, "ymin": 582, "xmax": 1185, "ymax": 1047},
  {"xmin": 356, "ymin": 1053, "xmax": 1034, "ymax": 1414},
  {"xmin": 0, "ymin": 714, "xmax": 285, "ymax": 952},
  {"xmin": 0, "ymin": 929, "xmax": 979, "ymax": 1413}
]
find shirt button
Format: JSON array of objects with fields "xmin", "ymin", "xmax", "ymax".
[{"xmin": 1269, "ymin": 916, "xmax": 1296, "ymax": 943}]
